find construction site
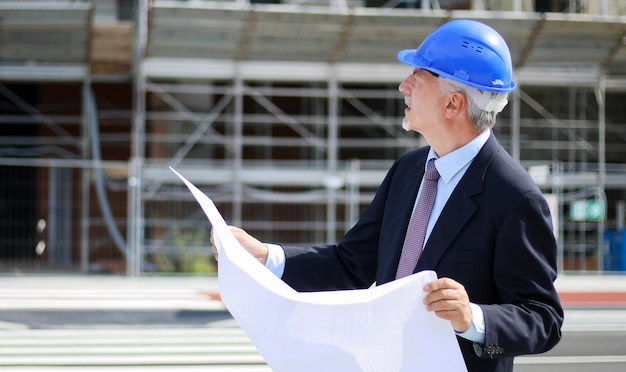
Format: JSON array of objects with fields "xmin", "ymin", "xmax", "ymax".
[{"xmin": 1, "ymin": 0, "xmax": 626, "ymax": 275}]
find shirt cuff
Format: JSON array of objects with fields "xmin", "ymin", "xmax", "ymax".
[
  {"xmin": 456, "ymin": 303, "xmax": 485, "ymax": 343},
  {"xmin": 264, "ymin": 243, "xmax": 286, "ymax": 277}
]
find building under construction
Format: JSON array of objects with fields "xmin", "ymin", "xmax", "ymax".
[{"xmin": 1, "ymin": 0, "xmax": 626, "ymax": 275}]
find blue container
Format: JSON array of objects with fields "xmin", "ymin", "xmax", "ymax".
[{"xmin": 603, "ymin": 229, "xmax": 626, "ymax": 272}]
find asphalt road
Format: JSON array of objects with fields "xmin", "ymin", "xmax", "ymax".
[
  {"xmin": 0, "ymin": 309, "xmax": 233, "ymax": 328},
  {"xmin": 515, "ymin": 329, "xmax": 626, "ymax": 372}
]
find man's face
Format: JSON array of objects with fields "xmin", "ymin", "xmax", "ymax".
[{"xmin": 398, "ymin": 68, "xmax": 440, "ymax": 133}]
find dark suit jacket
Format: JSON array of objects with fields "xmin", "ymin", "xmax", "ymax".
[{"xmin": 281, "ymin": 133, "xmax": 563, "ymax": 372}]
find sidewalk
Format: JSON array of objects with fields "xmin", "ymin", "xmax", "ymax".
[
  {"xmin": 0, "ymin": 275, "xmax": 223, "ymax": 311},
  {"xmin": 0, "ymin": 273, "xmax": 625, "ymax": 310},
  {"xmin": 555, "ymin": 274, "xmax": 626, "ymax": 308}
]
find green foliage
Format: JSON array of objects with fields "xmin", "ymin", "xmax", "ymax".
[{"xmin": 152, "ymin": 226, "xmax": 216, "ymax": 274}]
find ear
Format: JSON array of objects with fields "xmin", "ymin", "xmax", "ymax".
[{"xmin": 443, "ymin": 91, "xmax": 466, "ymax": 119}]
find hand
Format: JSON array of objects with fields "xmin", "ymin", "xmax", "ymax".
[
  {"xmin": 210, "ymin": 226, "xmax": 269, "ymax": 265},
  {"xmin": 423, "ymin": 277, "xmax": 473, "ymax": 333}
]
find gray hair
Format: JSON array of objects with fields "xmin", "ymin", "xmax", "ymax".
[{"xmin": 437, "ymin": 78, "xmax": 509, "ymax": 132}]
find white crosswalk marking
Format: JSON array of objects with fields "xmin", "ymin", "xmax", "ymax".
[{"xmin": 0, "ymin": 326, "xmax": 271, "ymax": 372}]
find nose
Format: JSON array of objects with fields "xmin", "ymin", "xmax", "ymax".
[{"xmin": 398, "ymin": 76, "xmax": 410, "ymax": 95}]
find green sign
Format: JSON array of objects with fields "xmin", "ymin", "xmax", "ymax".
[
  {"xmin": 570, "ymin": 200, "xmax": 604, "ymax": 221},
  {"xmin": 570, "ymin": 200, "xmax": 587, "ymax": 221},
  {"xmin": 586, "ymin": 200, "xmax": 605, "ymax": 221}
]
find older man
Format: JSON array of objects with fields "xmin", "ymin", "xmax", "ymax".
[{"xmin": 214, "ymin": 19, "xmax": 563, "ymax": 372}]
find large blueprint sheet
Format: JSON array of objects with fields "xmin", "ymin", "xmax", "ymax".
[{"xmin": 172, "ymin": 167, "xmax": 467, "ymax": 372}]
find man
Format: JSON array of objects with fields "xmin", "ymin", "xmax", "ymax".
[{"xmin": 212, "ymin": 19, "xmax": 563, "ymax": 371}]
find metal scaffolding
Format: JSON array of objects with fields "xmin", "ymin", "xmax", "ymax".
[{"xmin": 1, "ymin": 0, "xmax": 626, "ymax": 274}]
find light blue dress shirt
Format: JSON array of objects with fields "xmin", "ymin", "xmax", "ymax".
[{"xmin": 265, "ymin": 129, "xmax": 492, "ymax": 343}]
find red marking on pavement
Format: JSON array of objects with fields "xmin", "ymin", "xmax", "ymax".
[
  {"xmin": 199, "ymin": 291, "xmax": 222, "ymax": 302},
  {"xmin": 559, "ymin": 291, "xmax": 626, "ymax": 307},
  {"xmin": 201, "ymin": 291, "xmax": 626, "ymax": 307},
  {"xmin": 200, "ymin": 290, "xmax": 626, "ymax": 307}
]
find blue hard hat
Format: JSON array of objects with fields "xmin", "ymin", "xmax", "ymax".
[{"xmin": 397, "ymin": 19, "xmax": 516, "ymax": 93}]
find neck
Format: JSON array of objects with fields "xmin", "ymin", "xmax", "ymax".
[{"xmin": 426, "ymin": 125, "xmax": 482, "ymax": 157}]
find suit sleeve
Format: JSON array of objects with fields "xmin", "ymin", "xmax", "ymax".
[
  {"xmin": 478, "ymin": 190, "xmax": 563, "ymax": 358},
  {"xmin": 280, "ymin": 153, "xmax": 408, "ymax": 291}
]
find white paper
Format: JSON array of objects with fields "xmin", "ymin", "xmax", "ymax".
[{"xmin": 171, "ymin": 167, "xmax": 467, "ymax": 372}]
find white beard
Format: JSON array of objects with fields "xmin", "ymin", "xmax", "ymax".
[
  {"xmin": 402, "ymin": 119, "xmax": 411, "ymax": 131},
  {"xmin": 402, "ymin": 96, "xmax": 412, "ymax": 131}
]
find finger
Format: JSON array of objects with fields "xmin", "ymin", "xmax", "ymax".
[
  {"xmin": 424, "ymin": 290, "xmax": 459, "ymax": 309},
  {"xmin": 424, "ymin": 277, "xmax": 461, "ymax": 292},
  {"xmin": 424, "ymin": 281, "xmax": 468, "ymax": 307},
  {"xmin": 426, "ymin": 296, "xmax": 461, "ymax": 311},
  {"xmin": 209, "ymin": 228, "xmax": 220, "ymax": 261},
  {"xmin": 432, "ymin": 308, "xmax": 468, "ymax": 330},
  {"xmin": 428, "ymin": 300, "xmax": 472, "ymax": 333},
  {"xmin": 423, "ymin": 278, "xmax": 444, "ymax": 292}
]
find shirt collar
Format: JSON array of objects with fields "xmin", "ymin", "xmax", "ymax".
[{"xmin": 427, "ymin": 129, "xmax": 491, "ymax": 183}]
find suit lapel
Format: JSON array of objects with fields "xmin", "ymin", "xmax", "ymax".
[
  {"xmin": 376, "ymin": 154, "xmax": 426, "ymax": 285},
  {"xmin": 416, "ymin": 134, "xmax": 500, "ymax": 271}
]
